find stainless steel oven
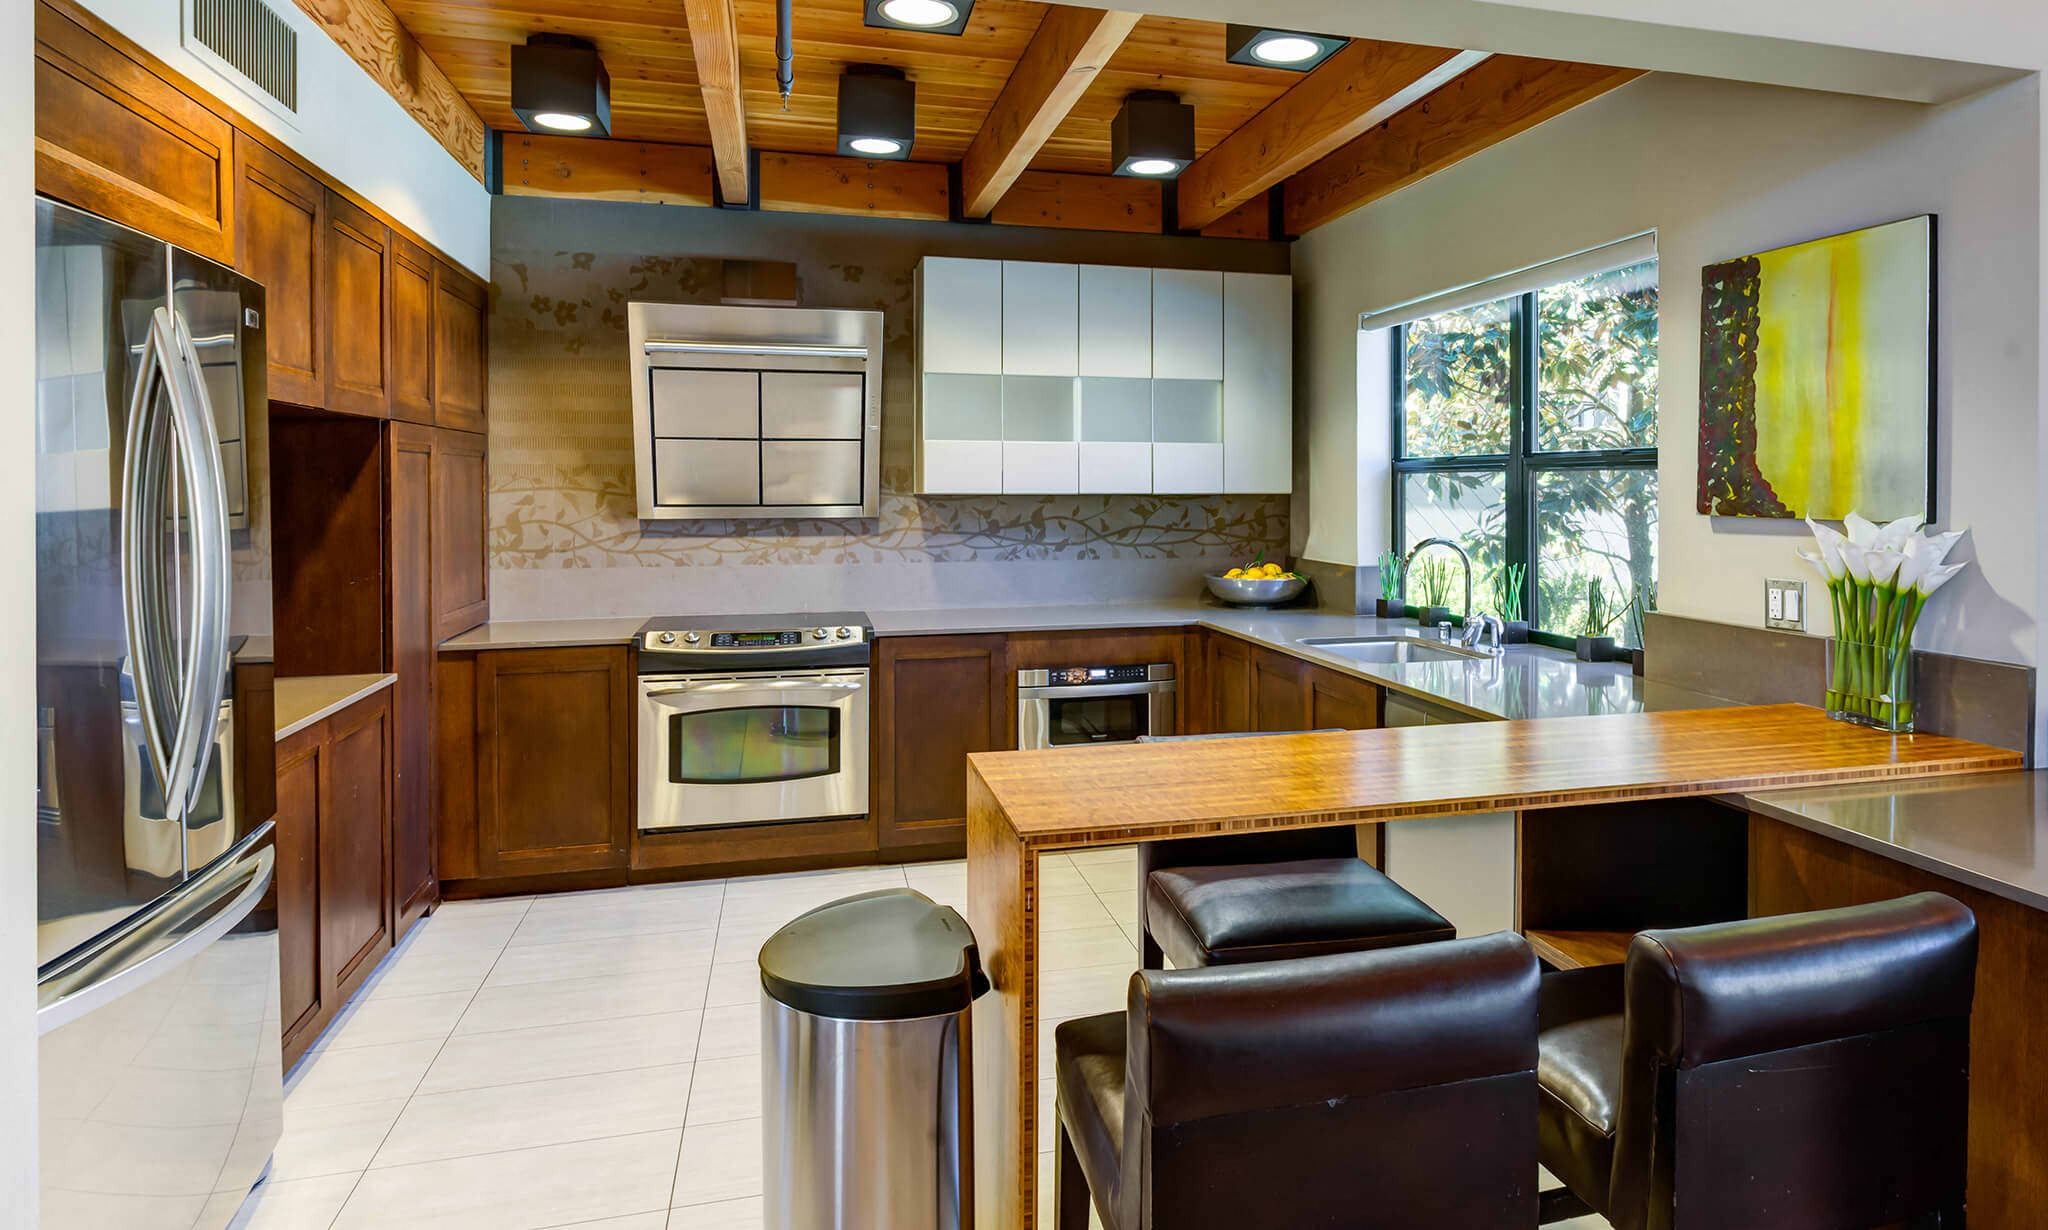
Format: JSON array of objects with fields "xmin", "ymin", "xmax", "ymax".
[
  {"xmin": 1018, "ymin": 664, "xmax": 1176, "ymax": 750},
  {"xmin": 636, "ymin": 614, "xmax": 872, "ymax": 832}
]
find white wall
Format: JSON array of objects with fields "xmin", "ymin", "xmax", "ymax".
[
  {"xmin": 82, "ymin": 0, "xmax": 490, "ymax": 274},
  {"xmin": 3, "ymin": 0, "xmax": 38, "ymax": 1221},
  {"xmin": 1292, "ymin": 71, "xmax": 2042, "ymax": 670}
]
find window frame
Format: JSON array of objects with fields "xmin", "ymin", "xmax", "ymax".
[{"xmin": 1390, "ymin": 285, "xmax": 1658, "ymax": 649}]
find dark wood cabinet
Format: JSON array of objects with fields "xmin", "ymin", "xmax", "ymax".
[
  {"xmin": 433, "ymin": 262, "xmax": 489, "ymax": 433},
  {"xmin": 476, "ymin": 647, "xmax": 631, "ymax": 876},
  {"xmin": 323, "ymin": 191, "xmax": 391, "ymax": 418},
  {"xmin": 388, "ymin": 424, "xmax": 437, "ymax": 939},
  {"xmin": 432, "ymin": 428, "xmax": 489, "ymax": 640},
  {"xmin": 1308, "ymin": 667, "xmax": 1381, "ymax": 731},
  {"xmin": 34, "ymin": 0, "xmax": 235, "ymax": 261},
  {"xmin": 277, "ymin": 686, "xmax": 393, "ymax": 1069},
  {"xmin": 389, "ymin": 237, "xmax": 436, "ymax": 424},
  {"xmin": 872, "ymin": 634, "xmax": 1008, "ymax": 854},
  {"xmin": 1205, "ymin": 632, "xmax": 1254, "ymax": 734},
  {"xmin": 1251, "ymin": 645, "xmax": 1311, "ymax": 732},
  {"xmin": 233, "ymin": 133, "xmax": 323, "ymax": 406}
]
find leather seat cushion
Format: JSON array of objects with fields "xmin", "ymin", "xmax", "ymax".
[
  {"xmin": 1536, "ymin": 1012, "xmax": 1624, "ymax": 1213},
  {"xmin": 1054, "ymin": 1011, "xmax": 1128, "ymax": 1226},
  {"xmin": 1145, "ymin": 857, "xmax": 1456, "ymax": 968}
]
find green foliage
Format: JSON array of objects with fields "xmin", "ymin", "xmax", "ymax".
[
  {"xmin": 1493, "ymin": 563, "xmax": 1525, "ymax": 620},
  {"xmin": 1376, "ymin": 551, "xmax": 1403, "ymax": 602},
  {"xmin": 1412, "ymin": 556, "xmax": 1455, "ymax": 608},
  {"xmin": 1584, "ymin": 581, "xmax": 1608, "ymax": 637}
]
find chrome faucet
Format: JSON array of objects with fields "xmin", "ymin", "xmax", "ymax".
[
  {"xmin": 1463, "ymin": 613, "xmax": 1505, "ymax": 656},
  {"xmin": 1402, "ymin": 538, "xmax": 1473, "ymax": 626}
]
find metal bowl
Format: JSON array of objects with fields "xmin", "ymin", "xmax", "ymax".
[{"xmin": 1205, "ymin": 573, "xmax": 1309, "ymax": 607}]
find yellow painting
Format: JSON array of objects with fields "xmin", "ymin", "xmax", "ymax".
[{"xmin": 1696, "ymin": 215, "xmax": 1934, "ymax": 520}]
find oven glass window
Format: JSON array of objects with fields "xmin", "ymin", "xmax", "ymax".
[
  {"xmin": 670, "ymin": 706, "xmax": 841, "ymax": 785},
  {"xmin": 1045, "ymin": 695, "xmax": 1148, "ymax": 746}
]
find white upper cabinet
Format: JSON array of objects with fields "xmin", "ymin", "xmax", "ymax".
[
  {"xmin": 921, "ymin": 257, "xmax": 1003, "ymax": 373},
  {"xmin": 1152, "ymin": 269, "xmax": 1223, "ymax": 381},
  {"xmin": 1223, "ymin": 272, "xmax": 1293, "ymax": 494},
  {"xmin": 1001, "ymin": 262, "xmax": 1078, "ymax": 376},
  {"xmin": 1078, "ymin": 265, "xmax": 1152, "ymax": 378}
]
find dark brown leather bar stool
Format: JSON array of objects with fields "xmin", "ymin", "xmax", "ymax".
[
  {"xmin": 1053, "ymin": 931, "xmax": 1541, "ymax": 1230},
  {"xmin": 1536, "ymin": 892, "xmax": 1978, "ymax": 1230},
  {"xmin": 1135, "ymin": 732, "xmax": 1455, "ymax": 970}
]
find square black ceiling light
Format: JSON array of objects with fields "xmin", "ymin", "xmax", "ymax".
[
  {"xmin": 1224, "ymin": 24, "xmax": 1347, "ymax": 71},
  {"xmin": 1110, "ymin": 91, "xmax": 1194, "ymax": 179},
  {"xmin": 837, "ymin": 66, "xmax": 916, "ymax": 160},
  {"xmin": 863, "ymin": 0, "xmax": 974, "ymax": 36},
  {"xmin": 511, "ymin": 34, "xmax": 611, "ymax": 136}
]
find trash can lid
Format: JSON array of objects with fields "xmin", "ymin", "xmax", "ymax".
[{"xmin": 759, "ymin": 888, "xmax": 989, "ymax": 1021}]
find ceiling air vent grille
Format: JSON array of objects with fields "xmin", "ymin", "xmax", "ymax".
[{"xmin": 190, "ymin": 0, "xmax": 298, "ymax": 113}]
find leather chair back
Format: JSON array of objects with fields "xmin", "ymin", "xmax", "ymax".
[
  {"xmin": 1122, "ymin": 931, "xmax": 1540, "ymax": 1229},
  {"xmin": 1609, "ymin": 892, "xmax": 1978, "ymax": 1230}
]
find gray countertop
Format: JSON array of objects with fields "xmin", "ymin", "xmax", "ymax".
[{"xmin": 274, "ymin": 673, "xmax": 396, "ymax": 741}]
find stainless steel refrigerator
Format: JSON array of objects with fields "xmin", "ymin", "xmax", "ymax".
[{"xmin": 34, "ymin": 197, "xmax": 282, "ymax": 1228}]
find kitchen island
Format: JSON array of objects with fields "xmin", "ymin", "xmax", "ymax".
[{"xmin": 963, "ymin": 706, "xmax": 2022, "ymax": 1230}]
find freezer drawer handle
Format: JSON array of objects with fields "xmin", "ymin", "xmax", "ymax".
[{"xmin": 36, "ymin": 824, "xmax": 274, "ymax": 1035}]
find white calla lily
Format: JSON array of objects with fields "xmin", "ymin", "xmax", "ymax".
[
  {"xmin": 1907, "ymin": 527, "xmax": 1964, "ymax": 566},
  {"xmin": 1915, "ymin": 561, "xmax": 1966, "ymax": 599},
  {"xmin": 1843, "ymin": 512, "xmax": 1881, "ymax": 548},
  {"xmin": 1876, "ymin": 513, "xmax": 1923, "ymax": 549},
  {"xmin": 1807, "ymin": 509, "xmax": 1971, "ymax": 732}
]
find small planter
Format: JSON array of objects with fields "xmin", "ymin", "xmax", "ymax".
[
  {"xmin": 1826, "ymin": 638, "xmax": 1916, "ymax": 733},
  {"xmin": 1500, "ymin": 620, "xmax": 1531, "ymax": 645},
  {"xmin": 1375, "ymin": 598, "xmax": 1404, "ymax": 618},
  {"xmin": 1419, "ymin": 605, "xmax": 1452, "ymax": 631},
  {"xmin": 1629, "ymin": 647, "xmax": 1645, "ymax": 676},
  {"xmin": 1575, "ymin": 635, "xmax": 1616, "ymax": 663}
]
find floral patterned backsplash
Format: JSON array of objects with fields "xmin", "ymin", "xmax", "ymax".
[{"xmin": 487, "ymin": 198, "xmax": 1291, "ymax": 619}]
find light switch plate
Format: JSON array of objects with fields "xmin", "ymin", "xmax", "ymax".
[{"xmin": 1765, "ymin": 578, "xmax": 1806, "ymax": 631}]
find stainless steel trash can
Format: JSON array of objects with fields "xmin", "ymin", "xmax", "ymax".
[{"xmin": 761, "ymin": 888, "xmax": 989, "ymax": 1230}]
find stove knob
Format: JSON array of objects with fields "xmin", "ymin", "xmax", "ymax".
[
  {"xmin": 657, "ymin": 632, "xmax": 676, "ymax": 645},
  {"xmin": 682, "ymin": 631, "xmax": 701, "ymax": 645},
  {"xmin": 835, "ymin": 626, "xmax": 853, "ymax": 640},
  {"xmin": 811, "ymin": 627, "xmax": 829, "ymax": 641}
]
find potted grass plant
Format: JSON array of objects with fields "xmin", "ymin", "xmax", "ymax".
[
  {"xmin": 1800, "ymin": 513, "xmax": 1967, "ymax": 733},
  {"xmin": 1575, "ymin": 582, "xmax": 1617, "ymax": 662},
  {"xmin": 1412, "ymin": 556, "xmax": 1454, "ymax": 629},
  {"xmin": 1494, "ymin": 563, "xmax": 1529, "ymax": 643},
  {"xmin": 1375, "ymin": 551, "xmax": 1404, "ymax": 618}
]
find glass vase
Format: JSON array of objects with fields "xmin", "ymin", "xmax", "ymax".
[{"xmin": 1825, "ymin": 639, "xmax": 1916, "ymax": 733}]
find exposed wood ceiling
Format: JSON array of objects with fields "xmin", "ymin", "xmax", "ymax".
[{"xmin": 373, "ymin": 0, "xmax": 1645, "ymax": 234}]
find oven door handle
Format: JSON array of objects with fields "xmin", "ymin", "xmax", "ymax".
[
  {"xmin": 1017, "ymin": 680, "xmax": 1176, "ymax": 701},
  {"xmin": 643, "ymin": 679, "xmax": 867, "ymax": 703}
]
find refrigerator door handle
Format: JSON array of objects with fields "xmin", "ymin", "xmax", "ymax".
[
  {"xmin": 35, "ymin": 824, "xmax": 274, "ymax": 1035},
  {"xmin": 159, "ymin": 308, "xmax": 233, "ymax": 818},
  {"xmin": 119, "ymin": 312, "xmax": 181, "ymax": 806}
]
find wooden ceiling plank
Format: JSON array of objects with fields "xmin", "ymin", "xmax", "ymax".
[
  {"xmin": 501, "ymin": 132, "xmax": 716, "ymax": 205},
  {"xmin": 1173, "ymin": 39, "xmax": 1478, "ymax": 231},
  {"xmin": 291, "ymin": 0, "xmax": 488, "ymax": 181},
  {"xmin": 959, "ymin": 6, "xmax": 1140, "ymax": 218},
  {"xmin": 757, "ymin": 151, "xmax": 951, "ymax": 221},
  {"xmin": 681, "ymin": 0, "xmax": 750, "ymax": 201},
  {"xmin": 990, "ymin": 168, "xmax": 1161, "ymax": 233},
  {"xmin": 1283, "ymin": 56, "xmax": 1642, "ymax": 235}
]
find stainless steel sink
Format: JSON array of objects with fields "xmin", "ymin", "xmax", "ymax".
[{"xmin": 1297, "ymin": 635, "xmax": 1489, "ymax": 665}]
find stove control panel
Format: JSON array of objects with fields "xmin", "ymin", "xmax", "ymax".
[
  {"xmin": 1045, "ymin": 664, "xmax": 1155, "ymax": 686},
  {"xmin": 641, "ymin": 626, "xmax": 867, "ymax": 653}
]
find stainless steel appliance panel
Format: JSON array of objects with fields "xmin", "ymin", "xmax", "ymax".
[
  {"xmin": 653, "ymin": 438, "xmax": 760, "ymax": 508},
  {"xmin": 762, "ymin": 440, "xmax": 862, "ymax": 507},
  {"xmin": 1017, "ymin": 664, "xmax": 1176, "ymax": 750},
  {"xmin": 761, "ymin": 371, "xmax": 864, "ymax": 439},
  {"xmin": 638, "ymin": 668, "xmax": 870, "ymax": 831},
  {"xmin": 651, "ymin": 368, "xmax": 761, "ymax": 439}
]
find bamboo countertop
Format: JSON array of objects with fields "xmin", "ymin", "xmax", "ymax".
[{"xmin": 966, "ymin": 704, "xmax": 2023, "ymax": 847}]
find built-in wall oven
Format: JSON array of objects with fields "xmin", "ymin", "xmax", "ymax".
[
  {"xmin": 636, "ymin": 613, "xmax": 872, "ymax": 831},
  {"xmin": 1018, "ymin": 664, "xmax": 1176, "ymax": 750}
]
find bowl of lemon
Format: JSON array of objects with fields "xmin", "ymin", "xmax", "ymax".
[{"xmin": 1205, "ymin": 558, "xmax": 1309, "ymax": 608}]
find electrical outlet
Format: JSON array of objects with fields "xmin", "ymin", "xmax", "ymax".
[{"xmin": 1765, "ymin": 578, "xmax": 1806, "ymax": 631}]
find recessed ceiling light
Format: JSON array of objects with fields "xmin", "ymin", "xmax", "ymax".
[
  {"xmin": 863, "ymin": 0, "xmax": 974, "ymax": 36},
  {"xmin": 532, "ymin": 111, "xmax": 593, "ymax": 133},
  {"xmin": 511, "ymin": 34, "xmax": 611, "ymax": 137},
  {"xmin": 1224, "ymin": 24, "xmax": 1347, "ymax": 72},
  {"xmin": 1110, "ymin": 92, "xmax": 1194, "ymax": 179},
  {"xmin": 837, "ymin": 66, "xmax": 916, "ymax": 161}
]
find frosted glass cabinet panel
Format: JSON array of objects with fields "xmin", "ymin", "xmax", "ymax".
[
  {"xmin": 1002, "ymin": 262, "xmax": 1078, "ymax": 376},
  {"xmin": 1223, "ymin": 272, "xmax": 1293, "ymax": 493},
  {"xmin": 921, "ymin": 373, "xmax": 1002, "ymax": 440},
  {"xmin": 1079, "ymin": 265, "xmax": 1152, "ymax": 377},
  {"xmin": 1153, "ymin": 269, "xmax": 1223, "ymax": 381},
  {"xmin": 1001, "ymin": 375, "xmax": 1076, "ymax": 442},
  {"xmin": 921, "ymin": 257, "xmax": 1003, "ymax": 373}
]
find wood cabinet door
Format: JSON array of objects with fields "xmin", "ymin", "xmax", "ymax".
[
  {"xmin": 873, "ymin": 635, "xmax": 1008, "ymax": 853},
  {"xmin": 387, "ymin": 424, "xmax": 436, "ymax": 938},
  {"xmin": 433, "ymin": 262, "xmax": 488, "ymax": 433},
  {"xmin": 34, "ymin": 0, "xmax": 235, "ymax": 261},
  {"xmin": 1307, "ymin": 665, "xmax": 1380, "ymax": 731},
  {"xmin": 475, "ymin": 647, "xmax": 630, "ymax": 876},
  {"xmin": 389, "ymin": 238, "xmax": 435, "ymax": 424},
  {"xmin": 274, "ymin": 728, "xmax": 323, "ymax": 1061},
  {"xmin": 319, "ymin": 691, "xmax": 392, "ymax": 995},
  {"xmin": 431, "ymin": 428, "xmax": 488, "ymax": 639},
  {"xmin": 233, "ymin": 133, "xmax": 323, "ymax": 406},
  {"xmin": 1205, "ymin": 633, "xmax": 1254, "ymax": 734},
  {"xmin": 323, "ymin": 191, "xmax": 391, "ymax": 417},
  {"xmin": 1250, "ymin": 646, "xmax": 1311, "ymax": 732}
]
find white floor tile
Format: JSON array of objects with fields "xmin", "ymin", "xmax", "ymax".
[
  {"xmin": 1038, "ymin": 964, "xmax": 1134, "ymax": 1020},
  {"xmin": 1066, "ymin": 845, "xmax": 1135, "ymax": 869},
  {"xmin": 683, "ymin": 1055, "xmax": 761, "ymax": 1126},
  {"xmin": 692, "ymin": 1004, "xmax": 758, "ymax": 1061},
  {"xmin": 1077, "ymin": 860, "xmax": 1138, "ymax": 895},
  {"xmin": 544, "ymin": 1215, "xmax": 669, "ymax": 1230},
  {"xmin": 319, "ymin": 990, "xmax": 473, "ymax": 1051},
  {"xmin": 710, "ymin": 918, "xmax": 784, "ymax": 965},
  {"xmin": 372, "ymin": 1064, "xmax": 695, "ymax": 1168},
  {"xmin": 1094, "ymin": 890, "xmax": 1140, "ymax": 932},
  {"xmin": 431, "ymin": 895, "xmax": 535, "ymax": 920},
  {"xmin": 703, "ymin": 963, "xmax": 761, "ymax": 1010},
  {"xmin": 458, "ymin": 971, "xmax": 709, "ymax": 1036},
  {"xmin": 666, "ymin": 1196, "xmax": 762, "ymax": 1230},
  {"xmin": 670, "ymin": 1118, "xmax": 762, "ymax": 1208},
  {"xmin": 1039, "ymin": 925, "xmax": 1138, "ymax": 972},
  {"xmin": 286, "ymin": 1039, "xmax": 440, "ymax": 1110},
  {"xmin": 358, "ymin": 946, "xmax": 502, "ymax": 1001},
  {"xmin": 1034, "ymin": 864, "xmax": 1098, "ymax": 897},
  {"xmin": 513, "ymin": 893, "xmax": 724, "ymax": 948},
  {"xmin": 485, "ymin": 930, "xmax": 718, "ymax": 989},
  {"xmin": 421, "ymin": 1012, "xmax": 702, "ymax": 1094},
  {"xmin": 1038, "ymin": 892, "xmax": 1115, "ymax": 933},
  {"xmin": 400, "ymin": 911, "xmax": 525, "ymax": 955},
  {"xmin": 221, "ymin": 1172, "xmax": 360, "ymax": 1230},
  {"xmin": 334, "ymin": 1130, "xmax": 680, "ymax": 1230},
  {"xmin": 268, "ymin": 1097, "xmax": 407, "ymax": 1180}
]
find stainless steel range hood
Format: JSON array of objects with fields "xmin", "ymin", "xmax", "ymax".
[{"xmin": 628, "ymin": 303, "xmax": 883, "ymax": 520}]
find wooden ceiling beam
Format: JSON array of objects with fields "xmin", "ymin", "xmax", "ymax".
[
  {"xmin": 1173, "ymin": 39, "xmax": 1480, "ymax": 232},
  {"xmin": 959, "ymin": 6, "xmax": 1141, "ymax": 218},
  {"xmin": 290, "ymin": 0, "xmax": 487, "ymax": 181},
  {"xmin": 1284, "ymin": 56, "xmax": 1645, "ymax": 235},
  {"xmin": 501, "ymin": 133, "xmax": 715, "ymax": 206},
  {"xmin": 681, "ymin": 0, "xmax": 750, "ymax": 201}
]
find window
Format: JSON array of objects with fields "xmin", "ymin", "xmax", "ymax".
[{"xmin": 1393, "ymin": 259, "xmax": 1658, "ymax": 646}]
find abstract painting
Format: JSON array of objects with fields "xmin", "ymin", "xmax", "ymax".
[{"xmin": 1697, "ymin": 214, "xmax": 1935, "ymax": 520}]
